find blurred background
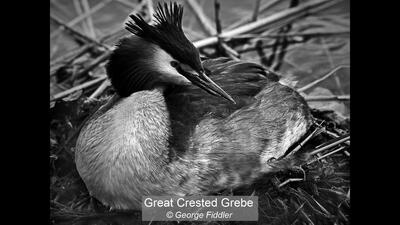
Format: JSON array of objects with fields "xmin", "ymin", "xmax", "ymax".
[{"xmin": 50, "ymin": 0, "xmax": 349, "ymax": 117}]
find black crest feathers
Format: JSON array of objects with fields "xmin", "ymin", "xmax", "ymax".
[
  {"xmin": 126, "ymin": 2, "xmax": 184, "ymax": 36},
  {"xmin": 125, "ymin": 2, "xmax": 202, "ymax": 71},
  {"xmin": 106, "ymin": 2, "xmax": 203, "ymax": 97}
]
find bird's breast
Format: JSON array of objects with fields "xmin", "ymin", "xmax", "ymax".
[{"xmin": 75, "ymin": 88, "xmax": 174, "ymax": 208}]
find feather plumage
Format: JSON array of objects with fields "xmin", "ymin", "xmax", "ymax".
[
  {"xmin": 125, "ymin": 2, "xmax": 202, "ymax": 72},
  {"xmin": 77, "ymin": 57, "xmax": 313, "ymax": 210},
  {"xmin": 76, "ymin": 2, "xmax": 313, "ymax": 210}
]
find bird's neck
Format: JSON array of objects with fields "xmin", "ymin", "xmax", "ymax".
[
  {"xmin": 116, "ymin": 87, "xmax": 171, "ymax": 163},
  {"xmin": 106, "ymin": 36, "xmax": 190, "ymax": 97}
]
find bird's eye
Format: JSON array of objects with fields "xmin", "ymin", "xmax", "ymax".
[{"xmin": 170, "ymin": 61, "xmax": 179, "ymax": 68}]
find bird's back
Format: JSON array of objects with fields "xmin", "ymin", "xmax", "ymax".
[{"xmin": 164, "ymin": 58, "xmax": 313, "ymax": 191}]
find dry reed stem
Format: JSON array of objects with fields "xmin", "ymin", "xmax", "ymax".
[
  {"xmin": 297, "ymin": 65, "xmax": 350, "ymax": 92},
  {"xmin": 215, "ymin": 0, "xmax": 240, "ymax": 60},
  {"xmin": 71, "ymin": 51, "xmax": 112, "ymax": 81},
  {"xmin": 308, "ymin": 146, "xmax": 346, "ymax": 164},
  {"xmin": 101, "ymin": 1, "xmax": 148, "ymax": 42},
  {"xmin": 50, "ymin": 14, "xmax": 111, "ymax": 50},
  {"xmin": 294, "ymin": 201, "xmax": 315, "ymax": 225},
  {"xmin": 186, "ymin": 0, "xmax": 239, "ymax": 60},
  {"xmin": 193, "ymin": 0, "xmax": 343, "ymax": 48},
  {"xmin": 114, "ymin": 0, "xmax": 137, "ymax": 8},
  {"xmin": 309, "ymin": 195, "xmax": 331, "ymax": 216},
  {"xmin": 289, "ymin": 122, "xmax": 325, "ymax": 156},
  {"xmin": 51, "ymin": 0, "xmax": 112, "ymax": 39},
  {"xmin": 51, "ymin": 0, "xmax": 76, "ymax": 19},
  {"xmin": 278, "ymin": 178, "xmax": 304, "ymax": 188},
  {"xmin": 51, "ymin": 0, "xmax": 342, "ymax": 103},
  {"xmin": 309, "ymin": 135, "xmax": 350, "ymax": 156},
  {"xmin": 318, "ymin": 187, "xmax": 348, "ymax": 198},
  {"xmin": 51, "ymin": 75, "xmax": 106, "ymax": 101},
  {"xmin": 226, "ymin": 0, "xmax": 281, "ymax": 30},
  {"xmin": 305, "ymin": 95, "xmax": 350, "ymax": 101},
  {"xmin": 187, "ymin": 0, "xmax": 215, "ymax": 35},
  {"xmin": 228, "ymin": 30, "xmax": 350, "ymax": 39},
  {"xmin": 251, "ymin": 0, "xmax": 262, "ymax": 22},
  {"xmin": 73, "ymin": 0, "xmax": 90, "ymax": 36},
  {"xmin": 294, "ymin": 188, "xmax": 330, "ymax": 217},
  {"xmin": 87, "ymin": 80, "xmax": 110, "ymax": 101},
  {"xmin": 81, "ymin": 0, "xmax": 97, "ymax": 39},
  {"xmin": 50, "ymin": 43, "xmax": 94, "ymax": 68},
  {"xmin": 324, "ymin": 129, "xmax": 350, "ymax": 146}
]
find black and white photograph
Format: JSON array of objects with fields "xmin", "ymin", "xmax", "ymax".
[{"xmin": 50, "ymin": 0, "xmax": 350, "ymax": 224}]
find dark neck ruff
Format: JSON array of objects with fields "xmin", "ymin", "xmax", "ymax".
[{"xmin": 106, "ymin": 36, "xmax": 162, "ymax": 97}]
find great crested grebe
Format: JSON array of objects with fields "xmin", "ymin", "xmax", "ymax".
[{"xmin": 75, "ymin": 2, "xmax": 313, "ymax": 210}]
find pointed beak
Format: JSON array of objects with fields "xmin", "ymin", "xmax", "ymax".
[{"xmin": 182, "ymin": 69, "xmax": 236, "ymax": 104}]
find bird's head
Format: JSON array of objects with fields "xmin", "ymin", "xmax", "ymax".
[{"xmin": 106, "ymin": 2, "xmax": 235, "ymax": 103}]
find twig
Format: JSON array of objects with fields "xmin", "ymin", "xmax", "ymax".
[
  {"xmin": 297, "ymin": 65, "xmax": 350, "ymax": 92},
  {"xmin": 293, "ymin": 201, "xmax": 315, "ymax": 225},
  {"xmin": 309, "ymin": 195, "xmax": 331, "ymax": 216},
  {"xmin": 71, "ymin": 51, "xmax": 112, "ymax": 81},
  {"xmin": 50, "ymin": 14, "xmax": 111, "ymax": 50},
  {"xmin": 288, "ymin": 123, "xmax": 325, "ymax": 156},
  {"xmin": 318, "ymin": 187, "xmax": 347, "ymax": 198},
  {"xmin": 307, "ymin": 146, "xmax": 346, "ymax": 165},
  {"xmin": 227, "ymin": 30, "xmax": 350, "ymax": 40},
  {"xmin": 50, "ymin": 0, "xmax": 76, "ymax": 19},
  {"xmin": 73, "ymin": 0, "xmax": 90, "ymax": 36},
  {"xmin": 305, "ymin": 95, "xmax": 350, "ymax": 102},
  {"xmin": 51, "ymin": 201, "xmax": 141, "ymax": 221},
  {"xmin": 278, "ymin": 178, "xmax": 304, "ymax": 188},
  {"xmin": 216, "ymin": 1, "xmax": 239, "ymax": 60},
  {"xmin": 251, "ymin": 0, "xmax": 262, "ymax": 22},
  {"xmin": 114, "ymin": 0, "xmax": 138, "ymax": 8},
  {"xmin": 87, "ymin": 80, "xmax": 110, "ymax": 101},
  {"xmin": 294, "ymin": 188, "xmax": 332, "ymax": 217},
  {"xmin": 51, "ymin": 75, "xmax": 107, "ymax": 101},
  {"xmin": 221, "ymin": 43, "xmax": 240, "ymax": 59},
  {"xmin": 237, "ymin": 38, "xmax": 295, "ymax": 54},
  {"xmin": 81, "ymin": 0, "xmax": 97, "ymax": 39},
  {"xmin": 116, "ymin": 4, "xmax": 152, "ymax": 44},
  {"xmin": 187, "ymin": 0, "xmax": 215, "ymax": 35},
  {"xmin": 100, "ymin": 1, "xmax": 148, "ymax": 43},
  {"xmin": 187, "ymin": 0, "xmax": 239, "ymax": 60},
  {"xmin": 338, "ymin": 209, "xmax": 348, "ymax": 222},
  {"xmin": 323, "ymin": 129, "xmax": 350, "ymax": 146},
  {"xmin": 226, "ymin": 0, "xmax": 281, "ymax": 30},
  {"xmin": 51, "ymin": 14, "xmax": 88, "ymax": 45},
  {"xmin": 193, "ymin": 0, "xmax": 343, "ymax": 49},
  {"xmin": 214, "ymin": 0, "xmax": 223, "ymax": 53},
  {"xmin": 309, "ymin": 135, "xmax": 350, "ymax": 156},
  {"xmin": 50, "ymin": 34, "xmax": 62, "ymax": 59},
  {"xmin": 50, "ymin": 0, "xmax": 112, "ymax": 39},
  {"xmin": 50, "ymin": 43, "xmax": 94, "ymax": 68},
  {"xmin": 99, "ymin": 26, "xmax": 126, "ymax": 43},
  {"xmin": 294, "ymin": 202, "xmax": 306, "ymax": 214}
]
